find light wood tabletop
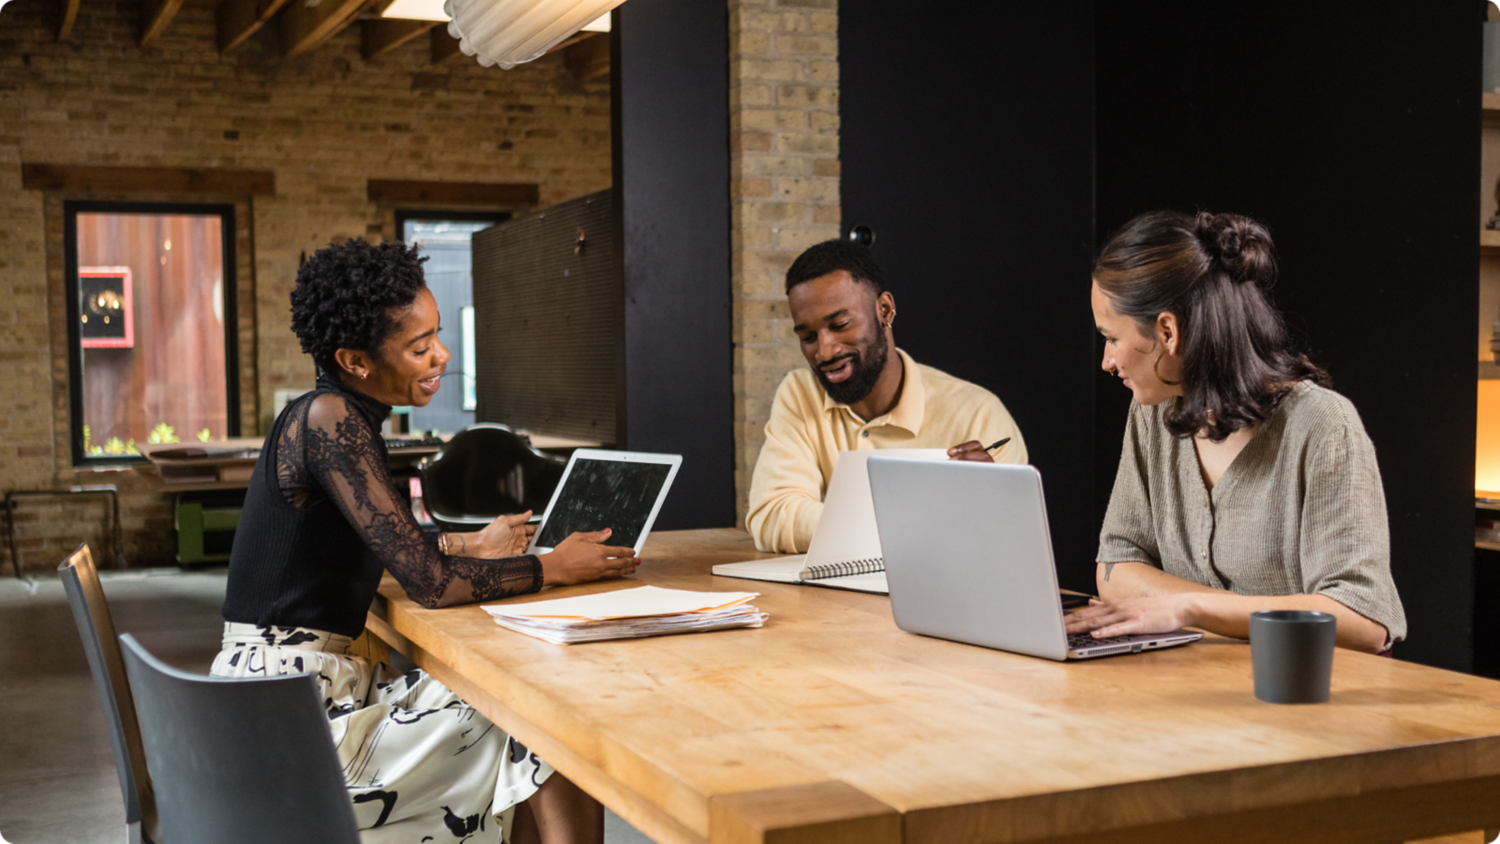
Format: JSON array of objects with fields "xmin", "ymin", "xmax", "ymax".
[{"xmin": 365, "ymin": 528, "xmax": 1500, "ymax": 844}]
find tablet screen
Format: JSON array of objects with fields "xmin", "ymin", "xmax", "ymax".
[{"xmin": 534, "ymin": 458, "xmax": 673, "ymax": 549}]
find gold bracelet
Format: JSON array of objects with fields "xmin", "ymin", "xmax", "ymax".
[{"xmin": 438, "ymin": 533, "xmax": 449, "ymax": 556}]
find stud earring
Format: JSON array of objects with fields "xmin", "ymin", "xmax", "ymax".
[{"xmin": 360, "ymin": 372, "xmax": 368, "ymax": 380}]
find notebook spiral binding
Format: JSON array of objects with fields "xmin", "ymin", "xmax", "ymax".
[{"xmin": 804, "ymin": 557, "xmax": 885, "ymax": 580}]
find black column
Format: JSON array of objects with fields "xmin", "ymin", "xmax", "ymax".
[
  {"xmin": 1096, "ymin": 1, "xmax": 1480, "ymax": 670},
  {"xmin": 611, "ymin": 0, "xmax": 734, "ymax": 529},
  {"xmin": 841, "ymin": 3, "xmax": 1099, "ymax": 589}
]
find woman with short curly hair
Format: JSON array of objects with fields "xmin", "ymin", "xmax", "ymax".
[
  {"xmin": 1064, "ymin": 211, "xmax": 1406, "ymax": 654},
  {"xmin": 213, "ymin": 239, "xmax": 628, "ymax": 843}
]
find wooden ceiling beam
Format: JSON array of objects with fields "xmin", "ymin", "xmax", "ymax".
[
  {"xmin": 217, "ymin": 0, "xmax": 295, "ymax": 54},
  {"xmin": 280, "ymin": 0, "xmax": 371, "ymax": 59},
  {"xmin": 140, "ymin": 0, "xmax": 188, "ymax": 47},
  {"xmin": 21, "ymin": 163, "xmax": 276, "ymax": 196},
  {"xmin": 546, "ymin": 30, "xmax": 594, "ymax": 55},
  {"xmin": 430, "ymin": 25, "xmax": 462, "ymax": 63},
  {"xmin": 564, "ymin": 32, "xmax": 608, "ymax": 82},
  {"xmin": 58, "ymin": 0, "xmax": 80, "ymax": 40},
  {"xmin": 363, "ymin": 18, "xmax": 438, "ymax": 60}
]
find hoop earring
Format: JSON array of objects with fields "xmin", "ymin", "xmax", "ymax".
[{"xmin": 1153, "ymin": 354, "xmax": 1181, "ymax": 387}]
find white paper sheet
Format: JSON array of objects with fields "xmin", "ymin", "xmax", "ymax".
[{"xmin": 483, "ymin": 585, "xmax": 761, "ymax": 621}]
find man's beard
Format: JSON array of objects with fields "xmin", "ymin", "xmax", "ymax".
[{"xmin": 815, "ymin": 332, "xmax": 890, "ymax": 406}]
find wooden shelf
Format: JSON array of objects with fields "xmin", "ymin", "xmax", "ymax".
[
  {"xmin": 1484, "ymin": 93, "xmax": 1500, "ymax": 127},
  {"xmin": 1480, "ymin": 497, "xmax": 1500, "ymax": 549},
  {"xmin": 1482, "ymin": 228, "xmax": 1500, "ymax": 255}
]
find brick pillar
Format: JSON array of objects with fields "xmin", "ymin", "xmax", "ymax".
[{"xmin": 728, "ymin": 0, "xmax": 839, "ymax": 526}]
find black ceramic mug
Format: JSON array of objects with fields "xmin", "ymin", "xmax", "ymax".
[{"xmin": 1249, "ymin": 610, "xmax": 1337, "ymax": 704}]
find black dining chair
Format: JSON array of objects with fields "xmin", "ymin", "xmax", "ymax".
[
  {"xmin": 419, "ymin": 423, "xmax": 566, "ymax": 532},
  {"xmin": 118, "ymin": 634, "xmax": 360, "ymax": 844},
  {"xmin": 59, "ymin": 543, "xmax": 162, "ymax": 844}
]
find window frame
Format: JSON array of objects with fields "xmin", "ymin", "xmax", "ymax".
[
  {"xmin": 63, "ymin": 199, "xmax": 242, "ymax": 466},
  {"xmin": 393, "ymin": 209, "xmax": 512, "ymax": 244},
  {"xmin": 394, "ymin": 209, "xmax": 511, "ymax": 424}
]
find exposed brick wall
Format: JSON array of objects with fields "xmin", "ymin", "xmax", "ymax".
[
  {"xmin": 0, "ymin": 0, "xmax": 610, "ymax": 571},
  {"xmin": 728, "ymin": 0, "xmax": 839, "ymax": 526}
]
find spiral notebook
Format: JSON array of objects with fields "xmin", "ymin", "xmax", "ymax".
[{"xmin": 713, "ymin": 449, "xmax": 947, "ymax": 594}]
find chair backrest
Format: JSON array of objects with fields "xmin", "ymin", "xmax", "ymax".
[
  {"xmin": 421, "ymin": 423, "xmax": 566, "ymax": 519},
  {"xmin": 58, "ymin": 543, "xmax": 159, "ymax": 843},
  {"xmin": 118, "ymin": 634, "xmax": 361, "ymax": 844}
]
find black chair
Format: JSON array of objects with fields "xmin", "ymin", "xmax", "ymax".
[
  {"xmin": 419, "ymin": 423, "xmax": 566, "ymax": 532},
  {"xmin": 59, "ymin": 543, "xmax": 161, "ymax": 844},
  {"xmin": 118, "ymin": 634, "xmax": 361, "ymax": 844}
]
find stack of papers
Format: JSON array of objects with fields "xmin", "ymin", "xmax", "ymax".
[{"xmin": 482, "ymin": 585, "xmax": 768, "ymax": 645}]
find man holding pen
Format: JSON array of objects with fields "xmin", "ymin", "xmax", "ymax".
[{"xmin": 746, "ymin": 239, "xmax": 1028, "ymax": 553}]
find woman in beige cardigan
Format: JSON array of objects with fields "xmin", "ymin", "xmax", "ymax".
[{"xmin": 1066, "ymin": 210, "xmax": 1405, "ymax": 653}]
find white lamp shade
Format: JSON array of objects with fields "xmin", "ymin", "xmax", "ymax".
[{"xmin": 443, "ymin": 0, "xmax": 625, "ymax": 69}]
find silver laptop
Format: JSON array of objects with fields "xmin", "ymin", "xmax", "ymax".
[{"xmin": 866, "ymin": 456, "xmax": 1201, "ymax": 660}]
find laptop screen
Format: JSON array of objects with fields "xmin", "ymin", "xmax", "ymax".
[{"xmin": 534, "ymin": 458, "xmax": 673, "ymax": 549}]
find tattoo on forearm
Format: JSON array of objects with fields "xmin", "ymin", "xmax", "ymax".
[{"xmin": 1104, "ymin": 562, "xmax": 1115, "ymax": 581}]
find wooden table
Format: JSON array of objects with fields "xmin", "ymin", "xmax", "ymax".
[
  {"xmin": 134, "ymin": 432, "xmax": 597, "ymax": 493},
  {"xmin": 365, "ymin": 529, "xmax": 1500, "ymax": 844},
  {"xmin": 136, "ymin": 437, "xmax": 443, "ymax": 492}
]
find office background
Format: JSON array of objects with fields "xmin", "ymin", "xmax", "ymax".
[{"xmin": 0, "ymin": 0, "xmax": 1480, "ymax": 672}]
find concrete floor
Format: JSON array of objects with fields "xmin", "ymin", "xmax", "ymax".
[{"xmin": 0, "ymin": 568, "xmax": 652, "ymax": 844}]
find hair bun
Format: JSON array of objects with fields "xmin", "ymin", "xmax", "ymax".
[{"xmin": 1194, "ymin": 211, "xmax": 1275, "ymax": 286}]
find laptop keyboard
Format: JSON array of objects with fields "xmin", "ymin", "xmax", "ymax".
[{"xmin": 1067, "ymin": 632, "xmax": 1143, "ymax": 649}]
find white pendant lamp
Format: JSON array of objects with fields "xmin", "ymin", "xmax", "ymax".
[{"xmin": 442, "ymin": 0, "xmax": 625, "ymax": 69}]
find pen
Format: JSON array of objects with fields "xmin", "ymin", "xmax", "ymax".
[{"xmin": 984, "ymin": 437, "xmax": 1012, "ymax": 453}]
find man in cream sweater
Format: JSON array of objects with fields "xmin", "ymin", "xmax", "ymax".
[{"xmin": 746, "ymin": 240, "xmax": 1028, "ymax": 553}]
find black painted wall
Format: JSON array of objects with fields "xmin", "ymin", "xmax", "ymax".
[
  {"xmin": 841, "ymin": 4, "xmax": 1100, "ymax": 590},
  {"xmin": 1095, "ymin": 2, "xmax": 1479, "ymax": 670},
  {"xmin": 611, "ymin": 0, "xmax": 735, "ymax": 530},
  {"xmin": 841, "ymin": 1, "xmax": 1478, "ymax": 669}
]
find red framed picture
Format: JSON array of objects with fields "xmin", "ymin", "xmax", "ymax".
[{"xmin": 78, "ymin": 266, "xmax": 134, "ymax": 349}]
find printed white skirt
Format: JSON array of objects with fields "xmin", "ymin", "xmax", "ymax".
[{"xmin": 210, "ymin": 623, "xmax": 554, "ymax": 843}]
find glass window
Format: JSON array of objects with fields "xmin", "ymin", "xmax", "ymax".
[
  {"xmin": 396, "ymin": 211, "xmax": 508, "ymax": 434},
  {"xmin": 460, "ymin": 305, "xmax": 477, "ymax": 412},
  {"xmin": 65, "ymin": 201, "xmax": 239, "ymax": 463}
]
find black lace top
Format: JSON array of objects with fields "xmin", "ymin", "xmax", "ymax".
[{"xmin": 221, "ymin": 373, "xmax": 542, "ymax": 638}]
